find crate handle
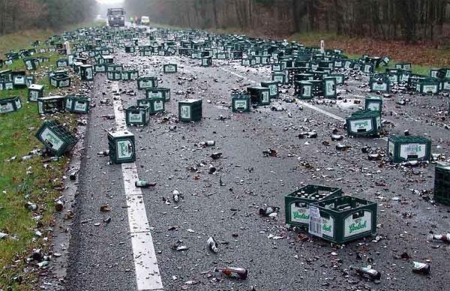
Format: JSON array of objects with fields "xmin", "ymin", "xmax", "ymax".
[
  {"xmin": 294, "ymin": 202, "xmax": 307, "ymax": 208},
  {"xmin": 352, "ymin": 211, "xmax": 365, "ymax": 219}
]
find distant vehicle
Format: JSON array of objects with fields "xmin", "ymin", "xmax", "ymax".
[
  {"xmin": 107, "ymin": 8, "xmax": 126, "ymax": 27},
  {"xmin": 141, "ymin": 16, "xmax": 150, "ymax": 25}
]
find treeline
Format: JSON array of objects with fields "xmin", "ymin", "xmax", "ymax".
[
  {"xmin": 124, "ymin": 0, "xmax": 450, "ymax": 42},
  {"xmin": 0, "ymin": 0, "xmax": 97, "ymax": 35}
]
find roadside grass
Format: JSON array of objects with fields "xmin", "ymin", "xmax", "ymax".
[{"xmin": 0, "ymin": 21, "xmax": 103, "ymax": 290}]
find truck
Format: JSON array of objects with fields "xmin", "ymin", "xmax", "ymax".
[{"xmin": 107, "ymin": 8, "xmax": 126, "ymax": 27}]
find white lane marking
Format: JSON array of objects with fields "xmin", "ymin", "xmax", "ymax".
[
  {"xmin": 220, "ymin": 67, "xmax": 346, "ymax": 122},
  {"xmin": 112, "ymin": 82, "xmax": 164, "ymax": 291}
]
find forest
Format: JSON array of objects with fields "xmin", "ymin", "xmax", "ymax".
[
  {"xmin": 125, "ymin": 0, "xmax": 450, "ymax": 43},
  {"xmin": 0, "ymin": 0, "xmax": 97, "ymax": 35}
]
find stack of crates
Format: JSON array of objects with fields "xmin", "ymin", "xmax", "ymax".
[
  {"xmin": 346, "ymin": 110, "xmax": 381, "ymax": 137},
  {"xmin": 146, "ymin": 87, "xmax": 170, "ymax": 102},
  {"xmin": 137, "ymin": 98, "xmax": 165, "ymax": 114},
  {"xmin": 35, "ymin": 120, "xmax": 78, "ymax": 157},
  {"xmin": 179, "ymin": 99, "xmax": 202, "ymax": 122},
  {"xmin": 387, "ymin": 136, "xmax": 431, "ymax": 163},
  {"xmin": 434, "ymin": 163, "xmax": 450, "ymax": 205},
  {"xmin": 0, "ymin": 96, "xmax": 22, "ymax": 114},
  {"xmin": 285, "ymin": 185, "xmax": 342, "ymax": 229},
  {"xmin": 308, "ymin": 196, "xmax": 377, "ymax": 244},
  {"xmin": 108, "ymin": 131, "xmax": 136, "ymax": 164},
  {"xmin": 231, "ymin": 93, "xmax": 251, "ymax": 113}
]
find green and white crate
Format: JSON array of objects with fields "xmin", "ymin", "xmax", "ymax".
[
  {"xmin": 329, "ymin": 74, "xmax": 345, "ymax": 85},
  {"xmin": 163, "ymin": 64, "xmax": 177, "ymax": 73},
  {"xmin": 137, "ymin": 76, "xmax": 158, "ymax": 90},
  {"xmin": 309, "ymin": 196, "xmax": 377, "ymax": 244},
  {"xmin": 387, "ymin": 136, "xmax": 431, "ymax": 163},
  {"xmin": 108, "ymin": 131, "xmax": 136, "ymax": 164},
  {"xmin": 65, "ymin": 95, "xmax": 90, "ymax": 114},
  {"xmin": 231, "ymin": 94, "xmax": 251, "ymax": 113},
  {"xmin": 146, "ymin": 87, "xmax": 170, "ymax": 102},
  {"xmin": 13, "ymin": 74, "xmax": 27, "ymax": 87},
  {"xmin": 0, "ymin": 96, "xmax": 22, "ymax": 114},
  {"xmin": 80, "ymin": 64, "xmax": 94, "ymax": 81},
  {"xmin": 241, "ymin": 58, "xmax": 251, "ymax": 66},
  {"xmin": 346, "ymin": 110, "xmax": 382, "ymax": 137},
  {"xmin": 125, "ymin": 45, "xmax": 136, "ymax": 53},
  {"xmin": 37, "ymin": 96, "xmax": 66, "ymax": 114},
  {"xmin": 285, "ymin": 185, "xmax": 343, "ymax": 229},
  {"xmin": 137, "ymin": 98, "xmax": 165, "ymax": 114},
  {"xmin": 201, "ymin": 57, "xmax": 212, "ymax": 67},
  {"xmin": 179, "ymin": 99, "xmax": 202, "ymax": 122},
  {"xmin": 395, "ymin": 62, "xmax": 411, "ymax": 71},
  {"xmin": 35, "ymin": 120, "xmax": 78, "ymax": 157},
  {"xmin": 28, "ymin": 84, "xmax": 44, "ymax": 102},
  {"xmin": 272, "ymin": 72, "xmax": 286, "ymax": 84},
  {"xmin": 364, "ymin": 96, "xmax": 383, "ymax": 112},
  {"xmin": 416, "ymin": 79, "xmax": 440, "ymax": 94},
  {"xmin": 122, "ymin": 70, "xmax": 139, "ymax": 81},
  {"xmin": 323, "ymin": 77, "xmax": 337, "ymax": 99},
  {"xmin": 261, "ymin": 81, "xmax": 279, "ymax": 99},
  {"xmin": 107, "ymin": 70, "xmax": 122, "ymax": 81},
  {"xmin": 125, "ymin": 106, "xmax": 150, "ymax": 126},
  {"xmin": 50, "ymin": 75, "xmax": 71, "ymax": 88},
  {"xmin": 0, "ymin": 81, "xmax": 14, "ymax": 90},
  {"xmin": 247, "ymin": 86, "xmax": 270, "ymax": 106},
  {"xmin": 23, "ymin": 58, "xmax": 37, "ymax": 71},
  {"xmin": 56, "ymin": 59, "xmax": 69, "ymax": 67},
  {"xmin": 294, "ymin": 81, "xmax": 313, "ymax": 99},
  {"xmin": 94, "ymin": 64, "xmax": 107, "ymax": 73},
  {"xmin": 369, "ymin": 76, "xmax": 390, "ymax": 92},
  {"xmin": 434, "ymin": 163, "xmax": 450, "ymax": 206}
]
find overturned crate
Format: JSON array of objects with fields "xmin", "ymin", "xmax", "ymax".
[
  {"xmin": 37, "ymin": 96, "xmax": 66, "ymax": 114},
  {"xmin": 0, "ymin": 96, "xmax": 22, "ymax": 114},
  {"xmin": 308, "ymin": 196, "xmax": 377, "ymax": 244},
  {"xmin": 434, "ymin": 163, "xmax": 450, "ymax": 206},
  {"xmin": 35, "ymin": 120, "xmax": 78, "ymax": 157},
  {"xmin": 179, "ymin": 99, "xmax": 202, "ymax": 122},
  {"xmin": 285, "ymin": 185, "xmax": 343, "ymax": 229},
  {"xmin": 346, "ymin": 110, "xmax": 381, "ymax": 137},
  {"xmin": 387, "ymin": 136, "xmax": 431, "ymax": 163},
  {"xmin": 28, "ymin": 84, "xmax": 44, "ymax": 102}
]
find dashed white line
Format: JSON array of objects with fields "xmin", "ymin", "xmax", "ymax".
[{"xmin": 111, "ymin": 82, "xmax": 164, "ymax": 291}]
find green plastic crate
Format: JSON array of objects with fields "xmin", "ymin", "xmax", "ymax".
[
  {"xmin": 108, "ymin": 131, "xmax": 136, "ymax": 164},
  {"xmin": 285, "ymin": 185, "xmax": 343, "ymax": 229},
  {"xmin": 146, "ymin": 87, "xmax": 170, "ymax": 102},
  {"xmin": 294, "ymin": 81, "xmax": 313, "ymax": 99},
  {"xmin": 125, "ymin": 46, "xmax": 136, "ymax": 53},
  {"xmin": 364, "ymin": 96, "xmax": 383, "ymax": 112},
  {"xmin": 179, "ymin": 99, "xmax": 202, "ymax": 122},
  {"xmin": 387, "ymin": 136, "xmax": 431, "ymax": 163},
  {"xmin": 137, "ymin": 77, "xmax": 158, "ymax": 90},
  {"xmin": 261, "ymin": 81, "xmax": 279, "ymax": 99},
  {"xmin": 80, "ymin": 64, "xmax": 94, "ymax": 81},
  {"xmin": 0, "ymin": 96, "xmax": 22, "ymax": 114},
  {"xmin": 94, "ymin": 64, "xmax": 107, "ymax": 73},
  {"xmin": 395, "ymin": 62, "xmax": 412, "ymax": 71},
  {"xmin": 231, "ymin": 94, "xmax": 251, "ymax": 113},
  {"xmin": 28, "ymin": 84, "xmax": 44, "ymax": 102},
  {"xmin": 50, "ymin": 75, "xmax": 71, "ymax": 88},
  {"xmin": 241, "ymin": 58, "xmax": 251, "ymax": 66},
  {"xmin": 163, "ymin": 64, "xmax": 177, "ymax": 73},
  {"xmin": 323, "ymin": 77, "xmax": 337, "ymax": 99},
  {"xmin": 56, "ymin": 59, "xmax": 69, "ymax": 67},
  {"xmin": 434, "ymin": 163, "xmax": 450, "ymax": 206},
  {"xmin": 309, "ymin": 196, "xmax": 377, "ymax": 244},
  {"xmin": 13, "ymin": 74, "xmax": 27, "ymax": 87},
  {"xmin": 23, "ymin": 58, "xmax": 37, "ymax": 71},
  {"xmin": 65, "ymin": 95, "xmax": 90, "ymax": 114},
  {"xmin": 122, "ymin": 70, "xmax": 139, "ymax": 81},
  {"xmin": 37, "ymin": 96, "xmax": 66, "ymax": 114},
  {"xmin": 416, "ymin": 79, "xmax": 440, "ymax": 94},
  {"xmin": 247, "ymin": 87, "xmax": 270, "ymax": 106},
  {"xmin": 329, "ymin": 74, "xmax": 345, "ymax": 85},
  {"xmin": 346, "ymin": 110, "xmax": 381, "ymax": 137},
  {"xmin": 125, "ymin": 106, "xmax": 150, "ymax": 126},
  {"xmin": 272, "ymin": 72, "xmax": 286, "ymax": 84},
  {"xmin": 35, "ymin": 120, "xmax": 78, "ymax": 157},
  {"xmin": 137, "ymin": 98, "xmax": 165, "ymax": 114},
  {"xmin": 369, "ymin": 75, "xmax": 390, "ymax": 92}
]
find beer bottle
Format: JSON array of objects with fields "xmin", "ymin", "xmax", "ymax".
[
  {"xmin": 214, "ymin": 267, "xmax": 248, "ymax": 280},
  {"xmin": 355, "ymin": 265, "xmax": 381, "ymax": 280}
]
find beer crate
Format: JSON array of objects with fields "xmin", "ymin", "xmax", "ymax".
[
  {"xmin": 416, "ymin": 79, "xmax": 440, "ymax": 94},
  {"xmin": 294, "ymin": 81, "xmax": 313, "ymax": 99},
  {"xmin": 163, "ymin": 64, "xmax": 177, "ymax": 74},
  {"xmin": 13, "ymin": 74, "xmax": 27, "ymax": 88},
  {"xmin": 56, "ymin": 59, "xmax": 69, "ymax": 67},
  {"xmin": 137, "ymin": 76, "xmax": 158, "ymax": 90},
  {"xmin": 137, "ymin": 98, "xmax": 165, "ymax": 114},
  {"xmin": 108, "ymin": 131, "xmax": 136, "ymax": 164},
  {"xmin": 201, "ymin": 57, "xmax": 212, "ymax": 67},
  {"xmin": 80, "ymin": 64, "xmax": 94, "ymax": 81},
  {"xmin": 125, "ymin": 106, "xmax": 150, "ymax": 126},
  {"xmin": 395, "ymin": 62, "xmax": 412, "ymax": 71},
  {"xmin": 329, "ymin": 74, "xmax": 345, "ymax": 85},
  {"xmin": 387, "ymin": 136, "xmax": 431, "ymax": 163},
  {"xmin": 50, "ymin": 75, "xmax": 71, "ymax": 88},
  {"xmin": 247, "ymin": 86, "xmax": 270, "ymax": 106},
  {"xmin": 0, "ymin": 96, "xmax": 22, "ymax": 114},
  {"xmin": 35, "ymin": 120, "xmax": 78, "ymax": 157},
  {"xmin": 125, "ymin": 45, "xmax": 136, "ymax": 53},
  {"xmin": 323, "ymin": 77, "xmax": 337, "ymax": 99},
  {"xmin": 285, "ymin": 185, "xmax": 343, "ymax": 229},
  {"xmin": 28, "ymin": 84, "xmax": 44, "ymax": 102},
  {"xmin": 369, "ymin": 75, "xmax": 390, "ymax": 92},
  {"xmin": 309, "ymin": 196, "xmax": 377, "ymax": 244},
  {"xmin": 434, "ymin": 163, "xmax": 450, "ymax": 206},
  {"xmin": 346, "ymin": 110, "xmax": 381, "ymax": 137},
  {"xmin": 146, "ymin": 87, "xmax": 170, "ymax": 102},
  {"xmin": 23, "ymin": 58, "xmax": 37, "ymax": 71},
  {"xmin": 65, "ymin": 95, "xmax": 90, "ymax": 114},
  {"xmin": 271, "ymin": 72, "xmax": 286, "ymax": 84},
  {"xmin": 261, "ymin": 81, "xmax": 279, "ymax": 99},
  {"xmin": 231, "ymin": 94, "xmax": 251, "ymax": 113},
  {"xmin": 122, "ymin": 70, "xmax": 139, "ymax": 81},
  {"xmin": 37, "ymin": 96, "xmax": 66, "ymax": 114},
  {"xmin": 94, "ymin": 64, "xmax": 107, "ymax": 73},
  {"xmin": 179, "ymin": 99, "xmax": 202, "ymax": 122},
  {"xmin": 364, "ymin": 96, "xmax": 383, "ymax": 112}
]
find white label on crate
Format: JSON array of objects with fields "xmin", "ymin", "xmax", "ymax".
[
  {"xmin": 376, "ymin": 116, "xmax": 381, "ymax": 129},
  {"xmin": 325, "ymin": 81, "xmax": 335, "ymax": 96},
  {"xmin": 0, "ymin": 102, "xmax": 14, "ymax": 113},
  {"xmin": 364, "ymin": 65, "xmax": 372, "ymax": 73},
  {"xmin": 15, "ymin": 99, "xmax": 21, "ymax": 110},
  {"xmin": 308, "ymin": 206, "xmax": 322, "ymax": 237},
  {"xmin": 262, "ymin": 91, "xmax": 269, "ymax": 103},
  {"xmin": 129, "ymin": 113, "xmax": 143, "ymax": 123},
  {"xmin": 38, "ymin": 101, "xmax": 43, "ymax": 114},
  {"xmin": 66, "ymin": 99, "xmax": 73, "ymax": 110},
  {"xmin": 117, "ymin": 140, "xmax": 133, "ymax": 159},
  {"xmin": 388, "ymin": 141, "xmax": 395, "ymax": 157},
  {"xmin": 148, "ymin": 91, "xmax": 162, "ymax": 98},
  {"xmin": 367, "ymin": 102, "xmax": 380, "ymax": 111},
  {"xmin": 400, "ymin": 143, "xmax": 426, "ymax": 160},
  {"xmin": 344, "ymin": 211, "xmax": 372, "ymax": 238},
  {"xmin": 389, "ymin": 75, "xmax": 398, "ymax": 83},
  {"xmin": 234, "ymin": 100, "xmax": 247, "ymax": 110},
  {"xmin": 335, "ymin": 61, "xmax": 342, "ymax": 67},
  {"xmin": 273, "ymin": 65, "xmax": 281, "ymax": 71},
  {"xmin": 181, "ymin": 105, "xmax": 191, "ymax": 119},
  {"xmin": 165, "ymin": 65, "xmax": 176, "ymax": 72},
  {"xmin": 154, "ymin": 101, "xmax": 164, "ymax": 111},
  {"xmin": 269, "ymin": 85, "xmax": 277, "ymax": 96},
  {"xmin": 416, "ymin": 83, "xmax": 420, "ymax": 92},
  {"xmin": 422, "ymin": 85, "xmax": 438, "ymax": 93},
  {"xmin": 274, "ymin": 76, "xmax": 284, "ymax": 83},
  {"xmin": 322, "ymin": 216, "xmax": 334, "ymax": 237},
  {"xmin": 302, "ymin": 86, "xmax": 311, "ymax": 97},
  {"xmin": 372, "ymin": 82, "xmax": 387, "ymax": 91},
  {"xmin": 350, "ymin": 118, "xmax": 373, "ymax": 133},
  {"xmin": 444, "ymin": 82, "xmax": 450, "ymax": 90},
  {"xmin": 74, "ymin": 102, "xmax": 87, "ymax": 112},
  {"xmin": 242, "ymin": 60, "xmax": 250, "ymax": 66},
  {"xmin": 291, "ymin": 203, "xmax": 309, "ymax": 224},
  {"xmin": 61, "ymin": 79, "xmax": 70, "ymax": 87},
  {"xmin": 14, "ymin": 76, "xmax": 25, "ymax": 85},
  {"xmin": 87, "ymin": 69, "xmax": 93, "ymax": 79},
  {"xmin": 41, "ymin": 128, "xmax": 63, "ymax": 151}
]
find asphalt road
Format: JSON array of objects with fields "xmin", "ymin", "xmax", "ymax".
[{"xmin": 65, "ymin": 29, "xmax": 450, "ymax": 291}]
